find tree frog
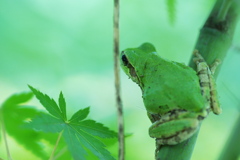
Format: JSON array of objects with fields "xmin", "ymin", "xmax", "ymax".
[{"xmin": 120, "ymin": 43, "xmax": 221, "ymax": 145}]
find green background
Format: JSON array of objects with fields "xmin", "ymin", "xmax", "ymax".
[{"xmin": 0, "ymin": 0, "xmax": 240, "ymax": 159}]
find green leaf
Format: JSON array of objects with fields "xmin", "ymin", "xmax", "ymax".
[
  {"xmin": 69, "ymin": 107, "xmax": 90, "ymax": 123},
  {"xmin": 59, "ymin": 92, "xmax": 67, "ymax": 121},
  {"xmin": 166, "ymin": 0, "xmax": 176, "ymax": 25},
  {"xmin": 0, "ymin": 92, "xmax": 49, "ymax": 159},
  {"xmin": 28, "ymin": 86, "xmax": 117, "ymax": 160},
  {"xmin": 28, "ymin": 85, "xmax": 63, "ymax": 119},
  {"xmin": 2, "ymin": 92, "xmax": 33, "ymax": 105},
  {"xmin": 77, "ymin": 120, "xmax": 117, "ymax": 138},
  {"xmin": 64, "ymin": 127, "xmax": 115, "ymax": 160},
  {"xmin": 25, "ymin": 112, "xmax": 65, "ymax": 133},
  {"xmin": 63, "ymin": 126, "xmax": 87, "ymax": 158}
]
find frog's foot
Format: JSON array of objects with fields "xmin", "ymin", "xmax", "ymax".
[
  {"xmin": 149, "ymin": 110, "xmax": 204, "ymax": 145},
  {"xmin": 193, "ymin": 50, "xmax": 221, "ymax": 115}
]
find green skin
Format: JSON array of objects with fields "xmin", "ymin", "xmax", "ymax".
[{"xmin": 120, "ymin": 43, "xmax": 221, "ymax": 145}]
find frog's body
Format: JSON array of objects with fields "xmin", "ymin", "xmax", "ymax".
[
  {"xmin": 140, "ymin": 54, "xmax": 206, "ymax": 115},
  {"xmin": 120, "ymin": 43, "xmax": 221, "ymax": 145}
]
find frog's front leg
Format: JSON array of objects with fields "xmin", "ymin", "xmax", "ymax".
[
  {"xmin": 149, "ymin": 110, "xmax": 201, "ymax": 145},
  {"xmin": 193, "ymin": 50, "xmax": 221, "ymax": 115}
]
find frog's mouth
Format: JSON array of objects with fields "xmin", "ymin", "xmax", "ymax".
[
  {"xmin": 129, "ymin": 65, "xmax": 137, "ymax": 78},
  {"xmin": 127, "ymin": 63, "xmax": 143, "ymax": 89}
]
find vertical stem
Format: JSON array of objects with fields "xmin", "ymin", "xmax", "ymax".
[
  {"xmin": 0, "ymin": 109, "xmax": 12, "ymax": 160},
  {"xmin": 49, "ymin": 131, "xmax": 63, "ymax": 160},
  {"xmin": 113, "ymin": 0, "xmax": 125, "ymax": 160}
]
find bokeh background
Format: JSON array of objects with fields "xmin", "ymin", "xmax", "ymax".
[{"xmin": 0, "ymin": 0, "xmax": 240, "ymax": 159}]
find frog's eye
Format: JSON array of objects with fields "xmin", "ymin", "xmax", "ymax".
[{"xmin": 121, "ymin": 54, "xmax": 129, "ymax": 66}]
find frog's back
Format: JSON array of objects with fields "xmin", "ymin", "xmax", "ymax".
[{"xmin": 141, "ymin": 55, "xmax": 206, "ymax": 115}]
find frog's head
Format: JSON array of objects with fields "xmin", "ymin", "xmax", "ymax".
[{"xmin": 120, "ymin": 43, "xmax": 157, "ymax": 87}]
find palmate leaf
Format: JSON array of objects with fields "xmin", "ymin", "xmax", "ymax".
[
  {"xmin": 0, "ymin": 92, "xmax": 50, "ymax": 159},
  {"xmin": 59, "ymin": 92, "xmax": 67, "ymax": 121},
  {"xmin": 28, "ymin": 85, "xmax": 65, "ymax": 120},
  {"xmin": 27, "ymin": 112, "xmax": 65, "ymax": 133},
  {"xmin": 69, "ymin": 107, "xmax": 90, "ymax": 123},
  {"xmin": 28, "ymin": 85, "xmax": 117, "ymax": 160}
]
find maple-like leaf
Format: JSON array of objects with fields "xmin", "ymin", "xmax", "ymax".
[
  {"xmin": 28, "ymin": 85, "xmax": 117, "ymax": 160},
  {"xmin": 0, "ymin": 92, "xmax": 52, "ymax": 159}
]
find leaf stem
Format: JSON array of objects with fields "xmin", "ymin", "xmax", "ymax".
[
  {"xmin": 0, "ymin": 109, "xmax": 12, "ymax": 160},
  {"xmin": 52, "ymin": 146, "xmax": 68, "ymax": 160},
  {"xmin": 49, "ymin": 131, "xmax": 63, "ymax": 160}
]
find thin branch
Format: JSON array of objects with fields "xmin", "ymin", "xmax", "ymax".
[
  {"xmin": 49, "ymin": 130, "xmax": 63, "ymax": 160},
  {"xmin": 0, "ymin": 109, "xmax": 12, "ymax": 160},
  {"xmin": 113, "ymin": 0, "xmax": 125, "ymax": 160}
]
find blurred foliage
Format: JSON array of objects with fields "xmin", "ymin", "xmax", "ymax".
[
  {"xmin": 166, "ymin": 0, "xmax": 177, "ymax": 25},
  {"xmin": 0, "ymin": 92, "xmax": 51, "ymax": 159},
  {"xmin": 0, "ymin": 0, "xmax": 240, "ymax": 160}
]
